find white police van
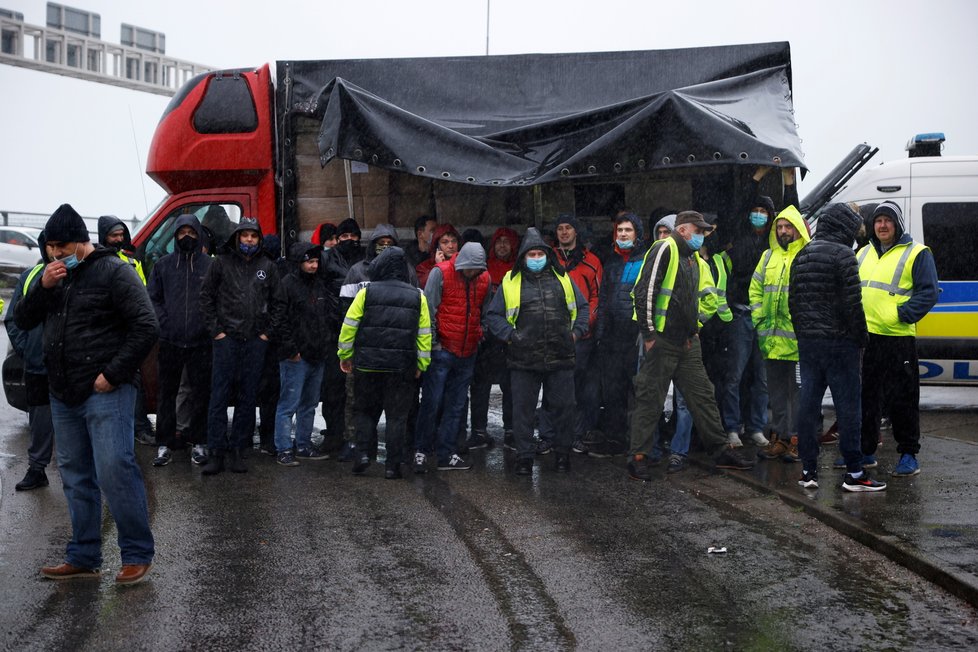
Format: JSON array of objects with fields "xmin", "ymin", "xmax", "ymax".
[{"xmin": 803, "ymin": 134, "xmax": 978, "ymax": 384}]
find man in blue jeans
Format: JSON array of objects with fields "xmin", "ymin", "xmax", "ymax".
[
  {"xmin": 15, "ymin": 203, "xmax": 159, "ymax": 584},
  {"xmin": 199, "ymin": 218, "xmax": 279, "ymax": 474},
  {"xmin": 270, "ymin": 242, "xmax": 333, "ymax": 466},
  {"xmin": 414, "ymin": 241, "xmax": 490, "ymax": 472},
  {"xmin": 788, "ymin": 203, "xmax": 885, "ymax": 492}
]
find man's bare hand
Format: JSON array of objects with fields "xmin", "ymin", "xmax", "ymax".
[
  {"xmin": 41, "ymin": 260, "xmax": 67, "ymax": 289},
  {"xmin": 644, "ymin": 339, "xmax": 654, "ymax": 353},
  {"xmin": 340, "ymin": 359, "xmax": 353, "ymax": 374},
  {"xmin": 752, "ymin": 166, "xmax": 772, "ymax": 181},
  {"xmin": 93, "ymin": 373, "xmax": 114, "ymax": 393},
  {"xmin": 214, "ymin": 332, "xmax": 226, "ymax": 340}
]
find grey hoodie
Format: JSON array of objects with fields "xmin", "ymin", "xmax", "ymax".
[{"xmin": 424, "ymin": 242, "xmax": 489, "ymax": 346}]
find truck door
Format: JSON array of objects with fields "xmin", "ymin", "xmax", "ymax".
[{"xmin": 134, "ymin": 192, "xmax": 253, "ymax": 277}]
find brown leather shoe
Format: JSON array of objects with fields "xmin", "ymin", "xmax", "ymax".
[
  {"xmin": 41, "ymin": 562, "xmax": 100, "ymax": 580},
  {"xmin": 115, "ymin": 564, "xmax": 152, "ymax": 585},
  {"xmin": 758, "ymin": 436, "xmax": 789, "ymax": 460}
]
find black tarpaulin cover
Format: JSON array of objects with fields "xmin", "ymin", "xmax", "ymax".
[{"xmin": 279, "ymin": 42, "xmax": 805, "ymax": 187}]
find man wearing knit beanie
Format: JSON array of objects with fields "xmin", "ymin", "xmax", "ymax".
[{"xmin": 15, "ymin": 203, "xmax": 159, "ymax": 584}]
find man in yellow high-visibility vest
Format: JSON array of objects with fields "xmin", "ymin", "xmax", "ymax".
[{"xmin": 857, "ymin": 201, "xmax": 938, "ymax": 477}]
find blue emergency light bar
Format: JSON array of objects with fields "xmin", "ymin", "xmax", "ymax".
[{"xmin": 906, "ymin": 132, "xmax": 945, "ymax": 157}]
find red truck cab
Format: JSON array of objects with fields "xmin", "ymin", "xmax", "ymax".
[{"xmin": 134, "ymin": 64, "xmax": 277, "ymax": 266}]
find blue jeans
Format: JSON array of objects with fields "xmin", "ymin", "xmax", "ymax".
[
  {"xmin": 50, "ymin": 384, "xmax": 154, "ymax": 568},
  {"xmin": 719, "ymin": 311, "xmax": 768, "ymax": 434},
  {"xmin": 797, "ymin": 338, "xmax": 863, "ymax": 474},
  {"xmin": 275, "ymin": 358, "xmax": 326, "ymax": 453},
  {"xmin": 669, "ymin": 388, "xmax": 693, "ymax": 456},
  {"xmin": 207, "ymin": 336, "xmax": 268, "ymax": 452},
  {"xmin": 415, "ymin": 349, "xmax": 477, "ymax": 463}
]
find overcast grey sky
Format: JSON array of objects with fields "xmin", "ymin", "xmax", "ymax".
[{"xmin": 2, "ymin": 0, "xmax": 976, "ymax": 220}]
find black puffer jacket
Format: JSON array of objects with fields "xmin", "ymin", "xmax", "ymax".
[
  {"xmin": 14, "ymin": 246, "xmax": 159, "ymax": 406},
  {"xmin": 483, "ymin": 228, "xmax": 588, "ymax": 372},
  {"xmin": 271, "ymin": 242, "xmax": 334, "ymax": 362},
  {"xmin": 353, "ymin": 247, "xmax": 422, "ymax": 373},
  {"xmin": 788, "ymin": 203, "xmax": 868, "ymax": 345},
  {"xmin": 199, "ymin": 219, "xmax": 279, "ymax": 340},
  {"xmin": 147, "ymin": 214, "xmax": 212, "ymax": 347}
]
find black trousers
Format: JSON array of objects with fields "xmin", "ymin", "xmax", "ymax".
[
  {"xmin": 511, "ymin": 368, "xmax": 575, "ymax": 460},
  {"xmin": 353, "ymin": 369, "xmax": 416, "ymax": 467},
  {"xmin": 156, "ymin": 341, "xmax": 211, "ymax": 447},
  {"xmin": 321, "ymin": 343, "xmax": 347, "ymax": 440},
  {"xmin": 861, "ymin": 334, "xmax": 920, "ymax": 456}
]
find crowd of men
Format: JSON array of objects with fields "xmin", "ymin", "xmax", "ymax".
[{"xmin": 3, "ymin": 164, "xmax": 939, "ymax": 582}]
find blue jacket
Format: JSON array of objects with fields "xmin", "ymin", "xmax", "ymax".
[{"xmin": 147, "ymin": 215, "xmax": 213, "ymax": 347}]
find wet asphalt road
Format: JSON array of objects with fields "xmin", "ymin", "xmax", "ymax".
[{"xmin": 2, "ymin": 396, "xmax": 978, "ymax": 651}]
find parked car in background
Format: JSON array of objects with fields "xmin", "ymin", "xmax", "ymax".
[{"xmin": 0, "ymin": 226, "xmax": 44, "ymax": 274}]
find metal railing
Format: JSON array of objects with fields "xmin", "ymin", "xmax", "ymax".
[
  {"xmin": 1, "ymin": 209, "xmax": 140, "ymax": 238},
  {"xmin": 0, "ymin": 16, "xmax": 211, "ymax": 96}
]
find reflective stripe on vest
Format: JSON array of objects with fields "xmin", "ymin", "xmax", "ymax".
[
  {"xmin": 501, "ymin": 269, "xmax": 577, "ymax": 327},
  {"xmin": 711, "ymin": 253, "xmax": 733, "ymax": 322},
  {"xmin": 857, "ymin": 241, "xmax": 927, "ymax": 336},
  {"xmin": 633, "ymin": 237, "xmax": 680, "ymax": 332},
  {"xmin": 24, "ymin": 263, "xmax": 45, "ymax": 290}
]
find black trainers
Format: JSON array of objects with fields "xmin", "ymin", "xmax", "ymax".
[
  {"xmin": 555, "ymin": 453, "xmax": 570, "ymax": 473},
  {"xmin": 438, "ymin": 454, "xmax": 472, "ymax": 471},
  {"xmin": 467, "ymin": 431, "xmax": 492, "ymax": 449},
  {"xmin": 134, "ymin": 430, "xmax": 156, "ymax": 446},
  {"xmin": 666, "ymin": 454, "xmax": 686, "ymax": 474},
  {"xmin": 228, "ymin": 448, "xmax": 248, "ymax": 473},
  {"xmin": 295, "ymin": 447, "xmax": 329, "ymax": 461},
  {"xmin": 715, "ymin": 447, "xmax": 755, "ymax": 470},
  {"xmin": 628, "ymin": 455, "xmax": 652, "ymax": 481},
  {"xmin": 385, "ymin": 465, "xmax": 403, "ymax": 480},
  {"xmin": 337, "ymin": 442, "xmax": 358, "ymax": 462},
  {"xmin": 798, "ymin": 470, "xmax": 819, "ymax": 488},
  {"xmin": 15, "ymin": 467, "xmax": 48, "ymax": 491},
  {"xmin": 152, "ymin": 446, "xmax": 172, "ymax": 467},
  {"xmin": 201, "ymin": 451, "xmax": 225, "ymax": 475},
  {"xmin": 535, "ymin": 439, "xmax": 553, "ymax": 456},
  {"xmin": 515, "ymin": 458, "xmax": 533, "ymax": 475},
  {"xmin": 571, "ymin": 438, "xmax": 589, "ymax": 455},
  {"xmin": 842, "ymin": 472, "xmax": 887, "ymax": 493},
  {"xmin": 588, "ymin": 438, "xmax": 628, "ymax": 458},
  {"xmin": 277, "ymin": 450, "xmax": 299, "ymax": 466},
  {"xmin": 413, "ymin": 452, "xmax": 428, "ymax": 474},
  {"xmin": 190, "ymin": 445, "xmax": 208, "ymax": 466},
  {"xmin": 352, "ymin": 453, "xmax": 370, "ymax": 475}
]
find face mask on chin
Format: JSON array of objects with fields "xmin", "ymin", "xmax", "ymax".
[{"xmin": 616, "ymin": 239, "xmax": 634, "ymax": 250}]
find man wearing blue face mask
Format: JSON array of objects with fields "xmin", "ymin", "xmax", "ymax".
[
  {"xmin": 198, "ymin": 218, "xmax": 279, "ymax": 475},
  {"xmin": 15, "ymin": 203, "xmax": 159, "ymax": 584},
  {"xmin": 627, "ymin": 211, "xmax": 755, "ymax": 481},
  {"xmin": 483, "ymin": 228, "xmax": 589, "ymax": 476}
]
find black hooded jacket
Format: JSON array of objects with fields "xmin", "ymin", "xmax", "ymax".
[
  {"xmin": 97, "ymin": 215, "xmax": 133, "ymax": 250},
  {"xmin": 339, "ymin": 223, "xmax": 418, "ymax": 317},
  {"xmin": 271, "ymin": 242, "xmax": 334, "ymax": 362},
  {"xmin": 14, "ymin": 245, "xmax": 159, "ymax": 407},
  {"xmin": 147, "ymin": 215, "xmax": 213, "ymax": 347},
  {"xmin": 788, "ymin": 203, "xmax": 868, "ymax": 345},
  {"xmin": 199, "ymin": 219, "xmax": 279, "ymax": 340},
  {"xmin": 483, "ymin": 228, "xmax": 588, "ymax": 371}
]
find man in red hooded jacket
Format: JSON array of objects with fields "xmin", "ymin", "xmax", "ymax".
[{"xmin": 416, "ymin": 223, "xmax": 460, "ymax": 288}]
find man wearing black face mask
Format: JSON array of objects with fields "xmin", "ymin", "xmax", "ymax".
[{"xmin": 147, "ymin": 215, "xmax": 213, "ymax": 467}]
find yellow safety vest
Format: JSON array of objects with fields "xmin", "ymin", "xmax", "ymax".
[
  {"xmin": 857, "ymin": 241, "xmax": 928, "ymax": 336},
  {"xmin": 501, "ymin": 268, "xmax": 577, "ymax": 327},
  {"xmin": 634, "ymin": 237, "xmax": 680, "ymax": 332},
  {"xmin": 710, "ymin": 252, "xmax": 734, "ymax": 323}
]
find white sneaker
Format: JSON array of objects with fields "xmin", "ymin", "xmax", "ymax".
[
  {"xmin": 152, "ymin": 446, "xmax": 171, "ymax": 467},
  {"xmin": 748, "ymin": 431, "xmax": 770, "ymax": 447},
  {"xmin": 727, "ymin": 432, "xmax": 744, "ymax": 448},
  {"xmin": 190, "ymin": 445, "xmax": 208, "ymax": 465}
]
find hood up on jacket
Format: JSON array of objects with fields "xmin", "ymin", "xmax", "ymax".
[
  {"xmin": 312, "ymin": 221, "xmax": 338, "ymax": 246},
  {"xmin": 653, "ymin": 214, "xmax": 677, "ymax": 239},
  {"xmin": 768, "ymin": 205, "xmax": 811, "ymax": 251},
  {"xmin": 97, "ymin": 215, "xmax": 132, "ymax": 250},
  {"xmin": 870, "ymin": 200, "xmax": 909, "ymax": 251},
  {"xmin": 369, "ymin": 246, "xmax": 410, "ymax": 283},
  {"xmin": 286, "ymin": 241, "xmax": 324, "ymax": 276},
  {"xmin": 172, "ymin": 214, "xmax": 205, "ymax": 256},
  {"xmin": 366, "ymin": 223, "xmax": 400, "ymax": 261},
  {"xmin": 513, "ymin": 227, "xmax": 563, "ymax": 276},
  {"xmin": 814, "ymin": 203, "xmax": 862, "ymax": 247},
  {"xmin": 228, "ymin": 217, "xmax": 264, "ymax": 255},
  {"xmin": 454, "ymin": 241, "xmax": 488, "ymax": 271},
  {"xmin": 426, "ymin": 223, "xmax": 461, "ymax": 259}
]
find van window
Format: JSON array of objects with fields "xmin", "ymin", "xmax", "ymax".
[
  {"xmin": 141, "ymin": 203, "xmax": 242, "ymax": 275},
  {"xmin": 921, "ymin": 202, "xmax": 978, "ymax": 281}
]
